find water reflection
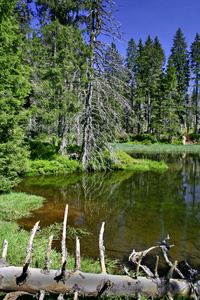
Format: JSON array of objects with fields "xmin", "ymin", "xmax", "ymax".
[{"xmin": 16, "ymin": 154, "xmax": 200, "ymax": 270}]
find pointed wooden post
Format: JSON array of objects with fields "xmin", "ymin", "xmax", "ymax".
[{"xmin": 99, "ymin": 222, "xmax": 106, "ymax": 273}]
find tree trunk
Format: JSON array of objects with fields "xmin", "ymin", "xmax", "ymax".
[
  {"xmin": 147, "ymin": 91, "xmax": 151, "ymax": 134},
  {"xmin": 0, "ymin": 266, "xmax": 196, "ymax": 299},
  {"xmin": 59, "ymin": 115, "xmax": 68, "ymax": 155}
]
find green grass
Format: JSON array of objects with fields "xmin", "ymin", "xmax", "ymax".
[
  {"xmin": 0, "ymin": 192, "xmax": 44, "ymax": 221},
  {"xmin": 112, "ymin": 143, "xmax": 200, "ymax": 154},
  {"xmin": 0, "ymin": 192, "xmax": 118, "ymax": 274},
  {"xmin": 114, "ymin": 151, "xmax": 168, "ymax": 172}
]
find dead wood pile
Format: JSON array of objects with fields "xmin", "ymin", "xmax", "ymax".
[{"xmin": 0, "ymin": 205, "xmax": 200, "ymax": 299}]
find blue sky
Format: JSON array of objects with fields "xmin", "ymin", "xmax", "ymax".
[{"xmin": 110, "ymin": 0, "xmax": 200, "ymax": 61}]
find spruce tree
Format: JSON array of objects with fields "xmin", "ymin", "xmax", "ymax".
[
  {"xmin": 134, "ymin": 38, "xmax": 146, "ymax": 135},
  {"xmin": 125, "ymin": 38, "xmax": 138, "ymax": 133},
  {"xmin": 161, "ymin": 56, "xmax": 179, "ymax": 141},
  {"xmin": 143, "ymin": 35, "xmax": 165, "ymax": 134},
  {"xmin": 0, "ymin": 0, "xmax": 31, "ymax": 191},
  {"xmin": 151, "ymin": 36, "xmax": 165, "ymax": 140},
  {"xmin": 29, "ymin": 19, "xmax": 88, "ymax": 154},
  {"xmin": 190, "ymin": 33, "xmax": 200, "ymax": 133},
  {"xmin": 170, "ymin": 27, "xmax": 190, "ymax": 126}
]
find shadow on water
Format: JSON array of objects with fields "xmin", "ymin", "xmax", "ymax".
[{"xmin": 15, "ymin": 153, "xmax": 200, "ymax": 272}]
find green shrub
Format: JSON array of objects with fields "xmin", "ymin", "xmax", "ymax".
[
  {"xmin": 28, "ymin": 140, "xmax": 58, "ymax": 160},
  {"xmin": 67, "ymin": 144, "xmax": 82, "ymax": 154},
  {"xmin": 55, "ymin": 155, "xmax": 83, "ymax": 172},
  {"xmin": 29, "ymin": 156, "xmax": 83, "ymax": 175},
  {"xmin": 189, "ymin": 133, "xmax": 200, "ymax": 142}
]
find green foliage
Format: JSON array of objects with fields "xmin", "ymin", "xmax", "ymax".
[
  {"xmin": 0, "ymin": 139, "xmax": 30, "ymax": 192},
  {"xmin": 0, "ymin": 0, "xmax": 31, "ymax": 192},
  {"xmin": 29, "ymin": 155, "xmax": 83, "ymax": 175},
  {"xmin": 28, "ymin": 140, "xmax": 58, "ymax": 160},
  {"xmin": 189, "ymin": 133, "xmax": 200, "ymax": 142},
  {"xmin": 67, "ymin": 144, "xmax": 82, "ymax": 154},
  {"xmin": 130, "ymin": 134, "xmax": 157, "ymax": 144}
]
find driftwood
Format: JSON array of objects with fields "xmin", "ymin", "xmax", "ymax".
[{"xmin": 0, "ymin": 205, "xmax": 200, "ymax": 299}]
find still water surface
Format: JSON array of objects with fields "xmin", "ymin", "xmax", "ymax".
[{"xmin": 15, "ymin": 154, "xmax": 200, "ymax": 271}]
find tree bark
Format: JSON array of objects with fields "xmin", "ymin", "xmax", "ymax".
[{"xmin": 0, "ymin": 266, "xmax": 197, "ymax": 299}]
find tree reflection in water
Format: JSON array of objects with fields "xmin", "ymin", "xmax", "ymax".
[{"xmin": 16, "ymin": 154, "xmax": 200, "ymax": 271}]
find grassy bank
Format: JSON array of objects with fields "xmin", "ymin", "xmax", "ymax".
[
  {"xmin": 112, "ymin": 143, "xmax": 200, "ymax": 154},
  {"xmin": 114, "ymin": 151, "xmax": 168, "ymax": 172},
  {"xmin": 0, "ymin": 192, "xmax": 116, "ymax": 273},
  {"xmin": 26, "ymin": 150, "xmax": 168, "ymax": 176}
]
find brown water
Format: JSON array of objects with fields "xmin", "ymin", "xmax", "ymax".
[{"xmin": 15, "ymin": 154, "xmax": 200, "ymax": 272}]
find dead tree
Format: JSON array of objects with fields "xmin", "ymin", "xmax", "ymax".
[
  {"xmin": 81, "ymin": 0, "xmax": 131, "ymax": 170},
  {"xmin": 1, "ymin": 205, "xmax": 200, "ymax": 299}
]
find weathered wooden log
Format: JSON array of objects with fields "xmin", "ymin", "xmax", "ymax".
[{"xmin": 0, "ymin": 266, "xmax": 198, "ymax": 298}]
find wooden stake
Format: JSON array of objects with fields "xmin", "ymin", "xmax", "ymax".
[
  {"xmin": 25, "ymin": 221, "xmax": 40, "ymax": 266},
  {"xmin": 16, "ymin": 221, "xmax": 40, "ymax": 285},
  {"xmin": 75, "ymin": 237, "xmax": 81, "ymax": 271},
  {"xmin": 39, "ymin": 290, "xmax": 46, "ymax": 300},
  {"xmin": 99, "ymin": 222, "xmax": 106, "ymax": 273},
  {"xmin": 0, "ymin": 239, "xmax": 8, "ymax": 267},
  {"xmin": 42, "ymin": 235, "xmax": 53, "ymax": 274},
  {"xmin": 61, "ymin": 204, "xmax": 68, "ymax": 267},
  {"xmin": 154, "ymin": 255, "xmax": 159, "ymax": 278},
  {"xmin": 74, "ymin": 291, "xmax": 78, "ymax": 300}
]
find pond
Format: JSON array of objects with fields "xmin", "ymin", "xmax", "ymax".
[{"xmin": 15, "ymin": 153, "xmax": 200, "ymax": 274}]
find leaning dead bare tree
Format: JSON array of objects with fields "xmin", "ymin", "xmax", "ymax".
[
  {"xmin": 1, "ymin": 204, "xmax": 200, "ymax": 299},
  {"xmin": 80, "ymin": 0, "xmax": 131, "ymax": 170}
]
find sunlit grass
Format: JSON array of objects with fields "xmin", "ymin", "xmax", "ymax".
[
  {"xmin": 112, "ymin": 143, "xmax": 200, "ymax": 154},
  {"xmin": 0, "ymin": 192, "xmax": 44, "ymax": 221},
  {"xmin": 115, "ymin": 151, "xmax": 168, "ymax": 172},
  {"xmin": 0, "ymin": 192, "xmax": 118, "ymax": 274}
]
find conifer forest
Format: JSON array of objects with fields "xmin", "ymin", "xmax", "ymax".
[{"xmin": 1, "ymin": 0, "xmax": 200, "ymax": 192}]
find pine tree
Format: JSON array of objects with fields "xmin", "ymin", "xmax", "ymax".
[
  {"xmin": 171, "ymin": 27, "xmax": 190, "ymax": 126},
  {"xmin": 190, "ymin": 33, "xmax": 200, "ymax": 133},
  {"xmin": 0, "ymin": 0, "xmax": 32, "ymax": 191}
]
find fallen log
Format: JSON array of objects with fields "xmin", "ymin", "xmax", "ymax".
[
  {"xmin": 0, "ymin": 266, "xmax": 196, "ymax": 298},
  {"xmin": 0, "ymin": 205, "xmax": 200, "ymax": 299}
]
